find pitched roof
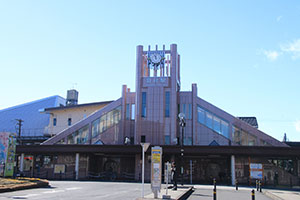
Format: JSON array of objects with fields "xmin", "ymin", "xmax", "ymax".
[{"xmin": 237, "ymin": 117, "xmax": 258, "ymax": 128}]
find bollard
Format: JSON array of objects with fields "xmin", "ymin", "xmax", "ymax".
[
  {"xmin": 256, "ymin": 180, "xmax": 259, "ymax": 191},
  {"xmin": 213, "ymin": 178, "xmax": 216, "ymax": 190},
  {"xmin": 259, "ymin": 181, "xmax": 262, "ymax": 193},
  {"xmin": 235, "ymin": 179, "xmax": 238, "ymax": 190},
  {"xmin": 251, "ymin": 189, "xmax": 255, "ymax": 200},
  {"xmin": 213, "ymin": 188, "xmax": 217, "ymax": 200}
]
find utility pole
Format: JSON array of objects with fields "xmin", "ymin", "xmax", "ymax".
[{"xmin": 16, "ymin": 119, "xmax": 24, "ymax": 145}]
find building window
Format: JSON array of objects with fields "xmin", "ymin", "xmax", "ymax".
[
  {"xmin": 197, "ymin": 106, "xmax": 205, "ymax": 124},
  {"xmin": 221, "ymin": 120, "xmax": 229, "ymax": 138},
  {"xmin": 141, "ymin": 92, "xmax": 147, "ymax": 117},
  {"xmin": 188, "ymin": 104, "xmax": 192, "ymax": 119},
  {"xmin": 213, "ymin": 116, "xmax": 221, "ymax": 134},
  {"xmin": 92, "ymin": 118, "xmax": 100, "ymax": 138},
  {"xmin": 131, "ymin": 104, "xmax": 135, "ymax": 120},
  {"xmin": 165, "ymin": 91, "xmax": 170, "ymax": 117},
  {"xmin": 197, "ymin": 105, "xmax": 229, "ymax": 139},
  {"xmin": 164, "ymin": 135, "xmax": 170, "ymax": 145},
  {"xmin": 68, "ymin": 118, "xmax": 72, "ymax": 126},
  {"xmin": 126, "ymin": 104, "xmax": 130, "ymax": 119},
  {"xmin": 206, "ymin": 113, "xmax": 213, "ymax": 129},
  {"xmin": 53, "ymin": 118, "xmax": 57, "ymax": 126},
  {"xmin": 182, "ymin": 104, "xmax": 186, "ymax": 116}
]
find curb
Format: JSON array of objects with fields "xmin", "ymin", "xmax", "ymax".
[
  {"xmin": 263, "ymin": 190, "xmax": 284, "ymax": 200},
  {"xmin": 0, "ymin": 179, "xmax": 49, "ymax": 193},
  {"xmin": 177, "ymin": 186, "xmax": 194, "ymax": 200}
]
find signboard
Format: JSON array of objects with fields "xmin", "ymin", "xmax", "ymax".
[
  {"xmin": 151, "ymin": 146, "xmax": 162, "ymax": 196},
  {"xmin": 250, "ymin": 163, "xmax": 263, "ymax": 179},
  {"xmin": 0, "ymin": 133, "xmax": 16, "ymax": 177},
  {"xmin": 0, "ymin": 132, "xmax": 10, "ymax": 176},
  {"xmin": 54, "ymin": 164, "xmax": 66, "ymax": 174},
  {"xmin": 164, "ymin": 162, "xmax": 172, "ymax": 183}
]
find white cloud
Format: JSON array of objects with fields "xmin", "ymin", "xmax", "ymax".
[
  {"xmin": 280, "ymin": 39, "xmax": 300, "ymax": 60},
  {"xmin": 262, "ymin": 50, "xmax": 280, "ymax": 61},
  {"xmin": 276, "ymin": 16, "xmax": 283, "ymax": 22},
  {"xmin": 295, "ymin": 120, "xmax": 300, "ymax": 132}
]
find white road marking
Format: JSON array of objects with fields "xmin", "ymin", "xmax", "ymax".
[
  {"xmin": 43, "ymin": 189, "xmax": 65, "ymax": 194},
  {"xmin": 65, "ymin": 187, "xmax": 81, "ymax": 190}
]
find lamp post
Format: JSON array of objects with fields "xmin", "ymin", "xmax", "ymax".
[{"xmin": 178, "ymin": 113, "xmax": 186, "ymax": 186}]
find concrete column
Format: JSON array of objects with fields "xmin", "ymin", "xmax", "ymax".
[
  {"xmin": 75, "ymin": 153, "xmax": 79, "ymax": 180},
  {"xmin": 19, "ymin": 153, "xmax": 24, "ymax": 172},
  {"xmin": 231, "ymin": 155, "xmax": 236, "ymax": 185}
]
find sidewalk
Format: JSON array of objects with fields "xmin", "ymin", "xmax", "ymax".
[
  {"xmin": 136, "ymin": 186, "xmax": 193, "ymax": 200},
  {"xmin": 264, "ymin": 189, "xmax": 300, "ymax": 200}
]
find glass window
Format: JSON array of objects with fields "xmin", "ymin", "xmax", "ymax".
[
  {"xmin": 67, "ymin": 133, "xmax": 75, "ymax": 144},
  {"xmin": 165, "ymin": 91, "xmax": 170, "ymax": 117},
  {"xmin": 197, "ymin": 106, "xmax": 205, "ymax": 124},
  {"xmin": 164, "ymin": 135, "xmax": 170, "ymax": 145},
  {"xmin": 78, "ymin": 125, "xmax": 89, "ymax": 144},
  {"xmin": 92, "ymin": 118, "xmax": 100, "ymax": 138},
  {"xmin": 53, "ymin": 118, "xmax": 57, "ymax": 126},
  {"xmin": 131, "ymin": 104, "xmax": 135, "ymax": 120},
  {"xmin": 68, "ymin": 118, "xmax": 72, "ymax": 126},
  {"xmin": 106, "ymin": 111, "xmax": 112, "ymax": 128},
  {"xmin": 182, "ymin": 104, "xmax": 186, "ymax": 116},
  {"xmin": 142, "ymin": 92, "xmax": 147, "ymax": 117},
  {"xmin": 248, "ymin": 134, "xmax": 256, "ymax": 146},
  {"xmin": 126, "ymin": 104, "xmax": 130, "ymax": 119},
  {"xmin": 232, "ymin": 126, "xmax": 241, "ymax": 145},
  {"xmin": 188, "ymin": 104, "xmax": 192, "ymax": 119},
  {"xmin": 100, "ymin": 115, "xmax": 106, "ymax": 133},
  {"xmin": 213, "ymin": 116, "xmax": 221, "ymax": 134},
  {"xmin": 184, "ymin": 137, "xmax": 192, "ymax": 145},
  {"xmin": 221, "ymin": 120, "xmax": 229, "ymax": 138},
  {"xmin": 206, "ymin": 113, "xmax": 213, "ymax": 129},
  {"xmin": 240, "ymin": 130, "xmax": 248, "ymax": 145}
]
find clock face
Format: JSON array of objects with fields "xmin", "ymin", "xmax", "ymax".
[{"xmin": 150, "ymin": 53, "xmax": 162, "ymax": 64}]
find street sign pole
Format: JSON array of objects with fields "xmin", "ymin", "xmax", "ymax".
[{"xmin": 141, "ymin": 143, "xmax": 150, "ymax": 198}]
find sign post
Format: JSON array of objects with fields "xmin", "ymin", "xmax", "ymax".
[
  {"xmin": 141, "ymin": 143, "xmax": 150, "ymax": 198},
  {"xmin": 151, "ymin": 146, "xmax": 162, "ymax": 199},
  {"xmin": 163, "ymin": 162, "xmax": 171, "ymax": 199}
]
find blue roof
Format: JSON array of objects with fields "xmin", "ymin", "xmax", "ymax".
[{"xmin": 0, "ymin": 96, "xmax": 65, "ymax": 136}]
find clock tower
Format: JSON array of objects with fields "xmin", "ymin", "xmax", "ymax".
[{"xmin": 134, "ymin": 44, "xmax": 181, "ymax": 145}]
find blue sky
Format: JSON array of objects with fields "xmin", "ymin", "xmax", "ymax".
[{"xmin": 1, "ymin": 1, "xmax": 299, "ymax": 141}]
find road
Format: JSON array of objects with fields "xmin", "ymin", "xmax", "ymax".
[
  {"xmin": 188, "ymin": 185, "xmax": 273, "ymax": 200},
  {"xmin": 0, "ymin": 181, "xmax": 152, "ymax": 200}
]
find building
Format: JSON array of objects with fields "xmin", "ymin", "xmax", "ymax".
[
  {"xmin": 16, "ymin": 44, "xmax": 300, "ymax": 186},
  {"xmin": 0, "ymin": 95, "xmax": 65, "ymax": 143},
  {"xmin": 42, "ymin": 100, "xmax": 113, "ymax": 136}
]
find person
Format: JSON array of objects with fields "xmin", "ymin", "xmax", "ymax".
[{"xmin": 171, "ymin": 162, "xmax": 178, "ymax": 190}]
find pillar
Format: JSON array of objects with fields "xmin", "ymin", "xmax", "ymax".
[
  {"xmin": 231, "ymin": 155, "xmax": 236, "ymax": 185},
  {"xmin": 75, "ymin": 153, "xmax": 79, "ymax": 180},
  {"xmin": 19, "ymin": 153, "xmax": 24, "ymax": 172}
]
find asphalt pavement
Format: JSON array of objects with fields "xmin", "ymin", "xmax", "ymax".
[
  {"xmin": 1, "ymin": 181, "xmax": 300, "ymax": 200},
  {"xmin": 0, "ymin": 181, "xmax": 152, "ymax": 200},
  {"xmin": 188, "ymin": 185, "xmax": 273, "ymax": 200}
]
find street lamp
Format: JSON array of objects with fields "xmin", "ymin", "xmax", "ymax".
[{"xmin": 178, "ymin": 113, "xmax": 186, "ymax": 186}]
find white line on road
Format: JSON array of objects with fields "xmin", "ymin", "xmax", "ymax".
[
  {"xmin": 65, "ymin": 187, "xmax": 81, "ymax": 190},
  {"xmin": 43, "ymin": 189, "xmax": 65, "ymax": 194}
]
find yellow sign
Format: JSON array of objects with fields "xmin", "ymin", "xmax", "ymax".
[
  {"xmin": 151, "ymin": 147, "xmax": 162, "ymax": 190},
  {"xmin": 54, "ymin": 164, "xmax": 65, "ymax": 174}
]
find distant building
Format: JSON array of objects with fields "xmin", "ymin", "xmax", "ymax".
[{"xmin": 0, "ymin": 96, "xmax": 65, "ymax": 138}]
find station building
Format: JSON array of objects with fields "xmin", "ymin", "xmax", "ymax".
[{"xmin": 17, "ymin": 44, "xmax": 300, "ymax": 187}]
